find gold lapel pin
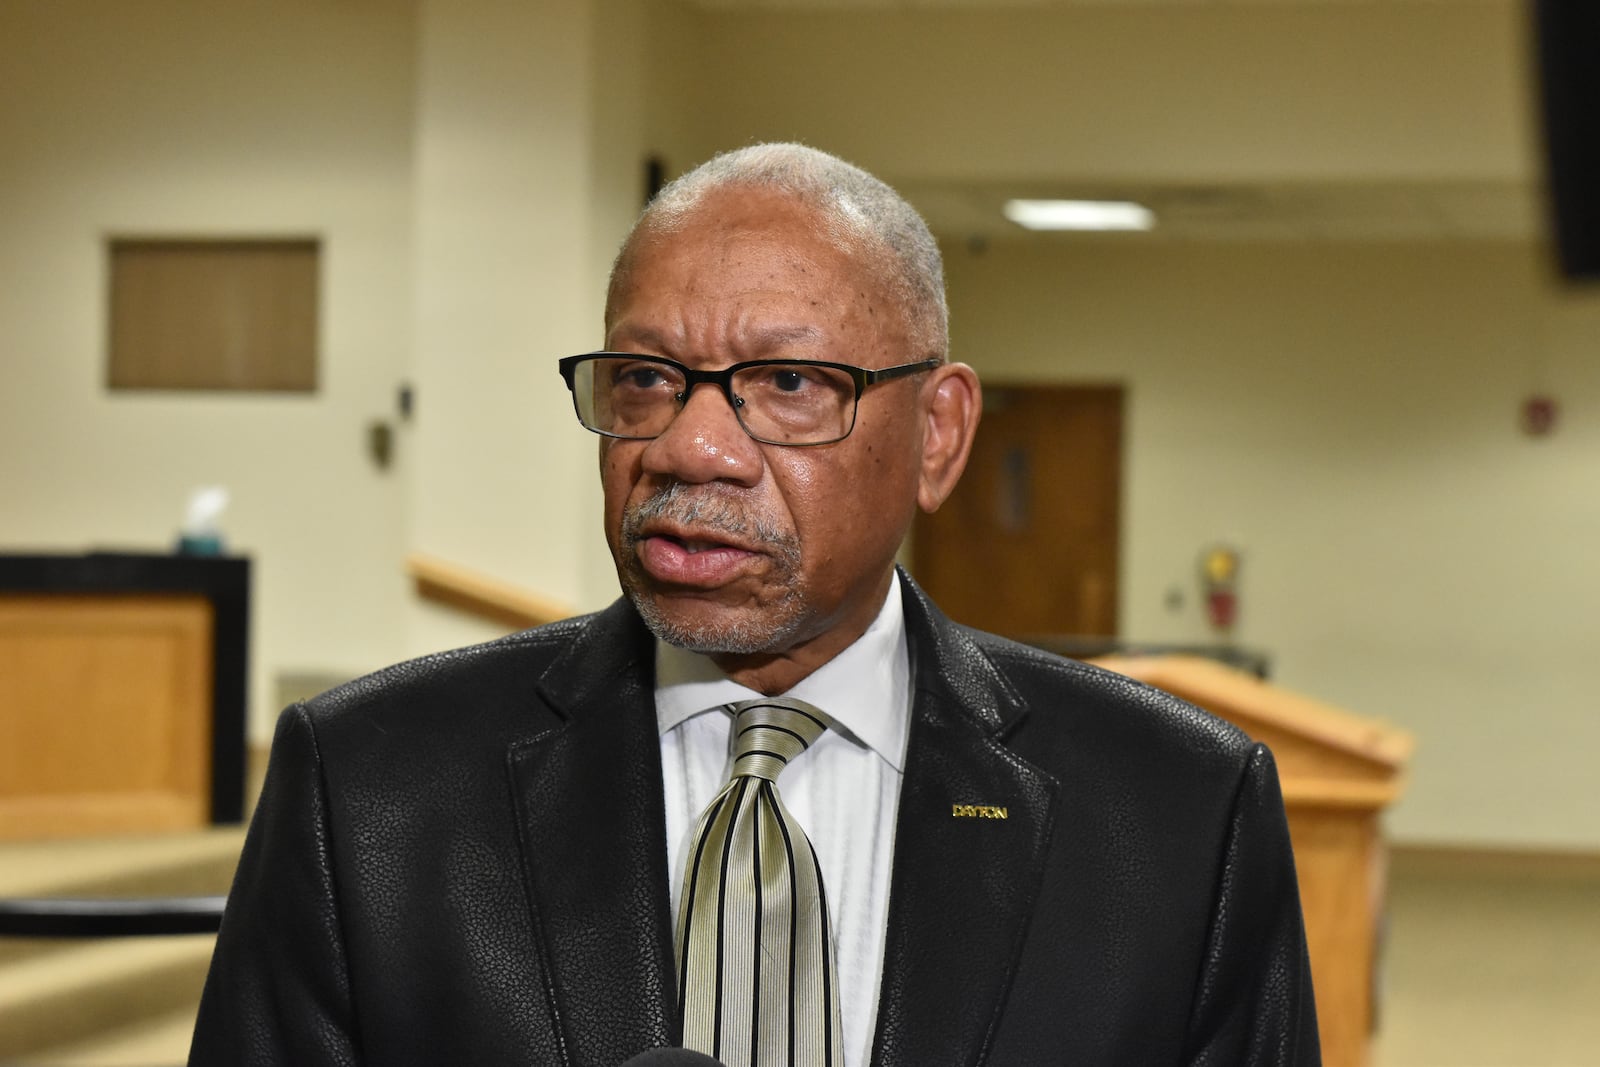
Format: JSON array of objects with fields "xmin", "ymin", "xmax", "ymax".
[{"xmin": 950, "ymin": 803, "xmax": 1009, "ymax": 820}]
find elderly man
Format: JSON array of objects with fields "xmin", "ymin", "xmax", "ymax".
[{"xmin": 191, "ymin": 144, "xmax": 1318, "ymax": 1067}]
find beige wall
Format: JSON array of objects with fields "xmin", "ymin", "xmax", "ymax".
[
  {"xmin": 403, "ymin": 0, "xmax": 697, "ymax": 660},
  {"xmin": 405, "ymin": 0, "xmax": 612, "ymax": 657},
  {"xmin": 684, "ymin": 2, "xmax": 1530, "ymax": 184},
  {"xmin": 0, "ymin": 0, "xmax": 418, "ymax": 741},
  {"xmin": 946, "ymin": 238, "xmax": 1600, "ymax": 849}
]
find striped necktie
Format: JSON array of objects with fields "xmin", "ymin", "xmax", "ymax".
[{"xmin": 676, "ymin": 697, "xmax": 844, "ymax": 1067}]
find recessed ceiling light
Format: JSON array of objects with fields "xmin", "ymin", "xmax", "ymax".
[{"xmin": 1002, "ymin": 199, "xmax": 1156, "ymax": 232}]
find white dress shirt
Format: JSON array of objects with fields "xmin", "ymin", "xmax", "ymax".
[{"xmin": 655, "ymin": 573, "xmax": 911, "ymax": 1067}]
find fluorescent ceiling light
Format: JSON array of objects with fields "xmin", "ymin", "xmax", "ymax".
[{"xmin": 1003, "ymin": 199, "xmax": 1155, "ymax": 232}]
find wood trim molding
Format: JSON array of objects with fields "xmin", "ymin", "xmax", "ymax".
[
  {"xmin": 404, "ymin": 553, "xmax": 575, "ymax": 630},
  {"xmin": 1280, "ymin": 777, "xmax": 1407, "ymax": 810},
  {"xmin": 1092, "ymin": 654, "xmax": 1415, "ymax": 770}
]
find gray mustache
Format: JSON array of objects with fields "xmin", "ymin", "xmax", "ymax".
[{"xmin": 624, "ymin": 483, "xmax": 798, "ymax": 553}]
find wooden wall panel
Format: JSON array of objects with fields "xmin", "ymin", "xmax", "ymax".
[{"xmin": 108, "ymin": 238, "xmax": 319, "ymax": 392}]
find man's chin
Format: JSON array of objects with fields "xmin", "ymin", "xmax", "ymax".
[{"xmin": 626, "ymin": 587, "xmax": 804, "ymax": 656}]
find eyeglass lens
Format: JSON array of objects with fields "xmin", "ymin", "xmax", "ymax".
[{"xmin": 573, "ymin": 356, "xmax": 858, "ymax": 445}]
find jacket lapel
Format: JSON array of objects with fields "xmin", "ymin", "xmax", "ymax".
[
  {"xmin": 507, "ymin": 600, "xmax": 677, "ymax": 1067},
  {"xmin": 870, "ymin": 575, "xmax": 1061, "ymax": 1067}
]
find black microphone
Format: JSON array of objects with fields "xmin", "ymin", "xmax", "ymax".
[{"xmin": 618, "ymin": 1049, "xmax": 727, "ymax": 1067}]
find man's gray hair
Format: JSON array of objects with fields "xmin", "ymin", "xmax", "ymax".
[{"xmin": 606, "ymin": 143, "xmax": 949, "ymax": 361}]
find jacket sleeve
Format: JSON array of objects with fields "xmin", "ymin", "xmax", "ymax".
[
  {"xmin": 1181, "ymin": 743, "xmax": 1321, "ymax": 1066},
  {"xmin": 188, "ymin": 706, "xmax": 361, "ymax": 1067}
]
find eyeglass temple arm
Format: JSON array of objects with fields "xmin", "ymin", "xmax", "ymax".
[{"xmin": 861, "ymin": 359, "xmax": 942, "ymax": 389}]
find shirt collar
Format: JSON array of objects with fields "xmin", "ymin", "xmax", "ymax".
[{"xmin": 653, "ymin": 571, "xmax": 912, "ymax": 772}]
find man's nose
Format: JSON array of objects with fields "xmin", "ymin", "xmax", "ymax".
[{"xmin": 638, "ymin": 382, "xmax": 763, "ymax": 485}]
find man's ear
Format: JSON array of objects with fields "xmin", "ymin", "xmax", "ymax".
[{"xmin": 917, "ymin": 363, "xmax": 981, "ymax": 513}]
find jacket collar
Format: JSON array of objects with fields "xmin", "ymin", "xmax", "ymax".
[{"xmin": 898, "ymin": 566, "xmax": 1030, "ymax": 738}]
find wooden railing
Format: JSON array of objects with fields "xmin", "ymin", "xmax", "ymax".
[{"xmin": 404, "ymin": 552, "xmax": 575, "ymax": 630}]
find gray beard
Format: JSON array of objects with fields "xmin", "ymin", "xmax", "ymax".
[{"xmin": 618, "ymin": 482, "xmax": 807, "ymax": 655}]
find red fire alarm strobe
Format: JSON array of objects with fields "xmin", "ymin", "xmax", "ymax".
[{"xmin": 1522, "ymin": 395, "xmax": 1559, "ymax": 437}]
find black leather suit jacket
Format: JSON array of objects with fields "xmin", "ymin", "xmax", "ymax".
[{"xmin": 190, "ymin": 574, "xmax": 1319, "ymax": 1066}]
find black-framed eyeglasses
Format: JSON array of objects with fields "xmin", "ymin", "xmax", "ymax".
[{"xmin": 557, "ymin": 352, "xmax": 940, "ymax": 446}]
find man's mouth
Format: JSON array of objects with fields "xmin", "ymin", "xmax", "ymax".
[
  {"xmin": 661, "ymin": 535, "xmax": 727, "ymax": 555},
  {"xmin": 635, "ymin": 530, "xmax": 760, "ymax": 587},
  {"xmin": 635, "ymin": 519, "xmax": 755, "ymax": 555}
]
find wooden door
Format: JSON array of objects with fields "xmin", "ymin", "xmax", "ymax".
[{"xmin": 912, "ymin": 384, "xmax": 1123, "ymax": 638}]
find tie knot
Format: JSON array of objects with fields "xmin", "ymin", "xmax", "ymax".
[{"xmin": 728, "ymin": 697, "xmax": 830, "ymax": 782}]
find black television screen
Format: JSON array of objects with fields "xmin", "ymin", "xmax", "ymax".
[{"xmin": 1535, "ymin": 2, "xmax": 1600, "ymax": 279}]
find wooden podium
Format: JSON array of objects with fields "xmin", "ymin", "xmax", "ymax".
[
  {"xmin": 0, "ymin": 554, "xmax": 249, "ymax": 840},
  {"xmin": 1091, "ymin": 655, "xmax": 1413, "ymax": 1067}
]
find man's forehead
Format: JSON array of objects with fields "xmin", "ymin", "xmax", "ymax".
[
  {"xmin": 608, "ymin": 319, "xmax": 828, "ymax": 357},
  {"xmin": 606, "ymin": 184, "xmax": 908, "ymax": 352},
  {"xmin": 620, "ymin": 207, "xmax": 877, "ymax": 306},
  {"xmin": 640, "ymin": 186, "xmax": 864, "ymax": 259}
]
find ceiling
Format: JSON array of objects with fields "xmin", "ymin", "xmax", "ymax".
[
  {"xmin": 687, "ymin": 0, "xmax": 1505, "ymax": 9},
  {"xmin": 901, "ymin": 178, "xmax": 1541, "ymax": 244},
  {"xmin": 678, "ymin": 0, "xmax": 1541, "ymax": 244}
]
